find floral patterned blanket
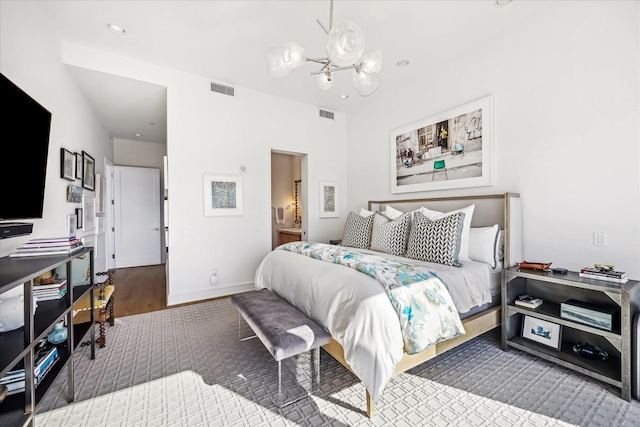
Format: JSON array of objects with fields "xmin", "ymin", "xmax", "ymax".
[{"xmin": 278, "ymin": 242, "xmax": 465, "ymax": 354}]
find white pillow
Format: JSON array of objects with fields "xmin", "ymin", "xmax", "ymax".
[
  {"xmin": 416, "ymin": 204, "xmax": 475, "ymax": 260},
  {"xmin": 359, "ymin": 207, "xmax": 375, "ymax": 217},
  {"xmin": 469, "ymin": 225, "xmax": 499, "ymax": 268},
  {"xmin": 383, "ymin": 205, "xmax": 404, "ymax": 220},
  {"xmin": 360, "ymin": 205, "xmax": 404, "ymax": 220}
]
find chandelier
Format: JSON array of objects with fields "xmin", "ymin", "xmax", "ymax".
[{"xmin": 264, "ymin": 0, "xmax": 382, "ymax": 97}]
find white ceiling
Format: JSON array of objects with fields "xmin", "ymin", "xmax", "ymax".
[{"xmin": 38, "ymin": 0, "xmax": 538, "ymax": 144}]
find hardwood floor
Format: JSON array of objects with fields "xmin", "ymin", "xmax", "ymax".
[{"xmin": 111, "ymin": 263, "xmax": 223, "ymax": 317}]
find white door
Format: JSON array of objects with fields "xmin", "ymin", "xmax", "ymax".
[{"xmin": 114, "ymin": 166, "xmax": 161, "ymax": 268}]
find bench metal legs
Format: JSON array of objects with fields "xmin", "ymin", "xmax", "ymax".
[
  {"xmin": 237, "ymin": 313, "xmax": 322, "ymax": 408},
  {"xmin": 277, "ymin": 347, "xmax": 321, "ymax": 408}
]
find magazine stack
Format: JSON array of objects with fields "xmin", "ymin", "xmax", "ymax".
[
  {"xmin": 579, "ymin": 267, "xmax": 627, "ymax": 284},
  {"xmin": 9, "ymin": 237, "xmax": 84, "ymax": 258}
]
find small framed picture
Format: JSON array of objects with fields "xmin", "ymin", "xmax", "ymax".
[
  {"xmin": 521, "ymin": 315, "xmax": 563, "ymax": 350},
  {"xmin": 76, "ymin": 208, "xmax": 83, "ymax": 229},
  {"xmin": 202, "ymin": 173, "xmax": 243, "ymax": 216},
  {"xmin": 60, "ymin": 148, "xmax": 75, "ymax": 181},
  {"xmin": 75, "ymin": 152, "xmax": 83, "ymax": 180},
  {"xmin": 67, "ymin": 214, "xmax": 77, "ymax": 238},
  {"xmin": 82, "ymin": 151, "xmax": 95, "ymax": 191},
  {"xmin": 318, "ymin": 180, "xmax": 339, "ymax": 218}
]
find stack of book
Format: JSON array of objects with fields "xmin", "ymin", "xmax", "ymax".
[
  {"xmin": 0, "ymin": 346, "xmax": 59, "ymax": 395},
  {"xmin": 9, "ymin": 237, "xmax": 84, "ymax": 258},
  {"xmin": 579, "ymin": 267, "xmax": 627, "ymax": 283},
  {"xmin": 34, "ymin": 279, "xmax": 67, "ymax": 302},
  {"xmin": 515, "ymin": 294, "xmax": 543, "ymax": 309}
]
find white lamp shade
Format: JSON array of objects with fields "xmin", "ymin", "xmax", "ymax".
[
  {"xmin": 265, "ymin": 46, "xmax": 292, "ymax": 78},
  {"xmin": 327, "ymin": 21, "xmax": 366, "ymax": 67},
  {"xmin": 361, "ymin": 50, "xmax": 382, "ymax": 74},
  {"xmin": 352, "ymin": 70, "xmax": 380, "ymax": 96},
  {"xmin": 316, "ymin": 72, "xmax": 333, "ymax": 90},
  {"xmin": 282, "ymin": 42, "xmax": 306, "ymax": 69}
]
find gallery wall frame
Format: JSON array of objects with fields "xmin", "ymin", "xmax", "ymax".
[
  {"xmin": 203, "ymin": 173, "xmax": 243, "ymax": 216},
  {"xmin": 67, "ymin": 213, "xmax": 77, "ymax": 238},
  {"xmin": 82, "ymin": 194, "xmax": 95, "ymax": 232},
  {"xmin": 390, "ymin": 95, "xmax": 493, "ymax": 194},
  {"xmin": 82, "ymin": 151, "xmax": 95, "ymax": 191},
  {"xmin": 75, "ymin": 152, "xmax": 83, "ymax": 180},
  {"xmin": 61, "ymin": 148, "xmax": 75, "ymax": 181},
  {"xmin": 318, "ymin": 180, "xmax": 339, "ymax": 218},
  {"xmin": 95, "ymin": 174, "xmax": 106, "ymax": 215}
]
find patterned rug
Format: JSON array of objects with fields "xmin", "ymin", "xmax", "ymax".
[{"xmin": 35, "ymin": 297, "xmax": 640, "ymax": 426}]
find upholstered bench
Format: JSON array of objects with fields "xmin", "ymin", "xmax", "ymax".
[{"xmin": 230, "ymin": 289, "xmax": 332, "ymax": 407}]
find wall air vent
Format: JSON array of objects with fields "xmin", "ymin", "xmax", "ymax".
[
  {"xmin": 211, "ymin": 82, "xmax": 235, "ymax": 97},
  {"xmin": 319, "ymin": 109, "xmax": 334, "ymax": 120}
]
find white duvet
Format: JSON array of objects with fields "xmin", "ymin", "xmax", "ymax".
[{"xmin": 254, "ymin": 246, "xmax": 491, "ymax": 402}]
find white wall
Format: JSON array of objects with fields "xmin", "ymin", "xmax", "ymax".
[
  {"xmin": 0, "ymin": 2, "xmax": 113, "ymax": 277},
  {"xmin": 347, "ymin": 1, "xmax": 640, "ymax": 279},
  {"xmin": 60, "ymin": 43, "xmax": 347, "ymax": 305}
]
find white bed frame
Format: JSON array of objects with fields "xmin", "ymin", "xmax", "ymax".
[{"xmin": 321, "ymin": 192, "xmax": 521, "ymax": 418}]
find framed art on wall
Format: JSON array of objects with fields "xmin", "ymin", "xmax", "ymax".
[
  {"xmin": 318, "ymin": 180, "xmax": 339, "ymax": 218},
  {"xmin": 61, "ymin": 148, "xmax": 75, "ymax": 181},
  {"xmin": 390, "ymin": 95, "xmax": 493, "ymax": 193},
  {"xmin": 521, "ymin": 315, "xmax": 562, "ymax": 350},
  {"xmin": 82, "ymin": 151, "xmax": 95, "ymax": 191},
  {"xmin": 67, "ymin": 213, "xmax": 77, "ymax": 238},
  {"xmin": 203, "ymin": 173, "xmax": 243, "ymax": 216},
  {"xmin": 75, "ymin": 152, "xmax": 83, "ymax": 180},
  {"xmin": 82, "ymin": 194, "xmax": 95, "ymax": 232}
]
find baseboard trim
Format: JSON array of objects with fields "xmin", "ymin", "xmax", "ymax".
[{"xmin": 167, "ymin": 282, "xmax": 254, "ymax": 306}]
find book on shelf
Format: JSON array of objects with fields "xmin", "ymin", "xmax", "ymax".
[
  {"xmin": 580, "ymin": 267, "xmax": 625, "ymax": 279},
  {"xmin": 15, "ymin": 243, "xmax": 82, "ymax": 252},
  {"xmin": 1, "ymin": 346, "xmax": 59, "ymax": 394},
  {"xmin": 21, "ymin": 238, "xmax": 81, "ymax": 248},
  {"xmin": 9, "ymin": 245, "xmax": 84, "ymax": 258},
  {"xmin": 514, "ymin": 294, "xmax": 543, "ymax": 309},
  {"xmin": 578, "ymin": 273, "xmax": 628, "ymax": 283},
  {"xmin": 34, "ymin": 279, "xmax": 67, "ymax": 290},
  {"xmin": 26, "ymin": 236, "xmax": 78, "ymax": 243}
]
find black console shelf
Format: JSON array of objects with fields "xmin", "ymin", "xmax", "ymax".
[{"xmin": 0, "ymin": 248, "xmax": 95, "ymax": 427}]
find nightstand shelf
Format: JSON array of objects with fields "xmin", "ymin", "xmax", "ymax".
[{"xmin": 502, "ymin": 267, "xmax": 639, "ymax": 401}]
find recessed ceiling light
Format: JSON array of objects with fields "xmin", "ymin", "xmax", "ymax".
[
  {"xmin": 396, "ymin": 60, "xmax": 410, "ymax": 68},
  {"xmin": 107, "ymin": 24, "xmax": 126, "ymax": 35},
  {"xmin": 339, "ymin": 94, "xmax": 349, "ymax": 99},
  {"xmin": 134, "ymin": 133, "xmax": 142, "ymax": 137},
  {"xmin": 495, "ymin": 0, "xmax": 512, "ymax": 6}
]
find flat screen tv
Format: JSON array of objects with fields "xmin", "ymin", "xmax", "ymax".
[{"xmin": 0, "ymin": 73, "xmax": 52, "ymax": 223}]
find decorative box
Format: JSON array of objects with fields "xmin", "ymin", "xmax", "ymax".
[{"xmin": 560, "ymin": 299, "xmax": 618, "ymax": 331}]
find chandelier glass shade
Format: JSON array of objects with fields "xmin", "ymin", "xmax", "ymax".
[{"xmin": 264, "ymin": 1, "xmax": 381, "ymax": 96}]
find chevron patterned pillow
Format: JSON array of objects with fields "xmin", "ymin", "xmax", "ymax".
[
  {"xmin": 369, "ymin": 212, "xmax": 411, "ymax": 256},
  {"xmin": 405, "ymin": 211, "xmax": 466, "ymax": 266},
  {"xmin": 341, "ymin": 211, "xmax": 375, "ymax": 249}
]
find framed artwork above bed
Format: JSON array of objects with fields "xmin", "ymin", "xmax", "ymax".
[{"xmin": 390, "ymin": 95, "xmax": 493, "ymax": 194}]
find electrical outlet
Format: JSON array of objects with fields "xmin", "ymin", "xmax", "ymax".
[{"xmin": 593, "ymin": 232, "xmax": 607, "ymax": 246}]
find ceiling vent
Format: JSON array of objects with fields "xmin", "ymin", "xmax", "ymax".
[
  {"xmin": 211, "ymin": 82, "xmax": 234, "ymax": 97},
  {"xmin": 319, "ymin": 109, "xmax": 334, "ymax": 120}
]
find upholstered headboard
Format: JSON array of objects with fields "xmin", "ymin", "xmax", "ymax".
[{"xmin": 368, "ymin": 193, "xmax": 522, "ymax": 267}]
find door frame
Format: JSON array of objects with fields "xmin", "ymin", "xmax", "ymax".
[{"xmin": 270, "ymin": 148, "xmax": 308, "ymax": 244}]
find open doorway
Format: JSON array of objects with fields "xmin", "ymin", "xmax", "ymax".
[{"xmin": 271, "ymin": 151, "xmax": 307, "ymax": 249}]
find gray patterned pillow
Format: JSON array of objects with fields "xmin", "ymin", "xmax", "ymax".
[
  {"xmin": 405, "ymin": 211, "xmax": 465, "ymax": 266},
  {"xmin": 369, "ymin": 212, "xmax": 411, "ymax": 256},
  {"xmin": 341, "ymin": 211, "xmax": 374, "ymax": 249}
]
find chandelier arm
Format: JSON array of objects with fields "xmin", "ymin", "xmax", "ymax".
[
  {"xmin": 310, "ymin": 64, "xmax": 360, "ymax": 75},
  {"xmin": 329, "ymin": 0, "xmax": 334, "ymax": 31},
  {"xmin": 306, "ymin": 57, "xmax": 330, "ymax": 64},
  {"xmin": 316, "ymin": 19, "xmax": 329, "ymax": 35}
]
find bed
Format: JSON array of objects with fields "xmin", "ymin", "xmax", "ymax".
[{"xmin": 255, "ymin": 193, "xmax": 521, "ymax": 417}]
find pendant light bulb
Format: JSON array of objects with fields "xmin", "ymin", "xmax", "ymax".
[
  {"xmin": 361, "ymin": 50, "xmax": 382, "ymax": 74},
  {"xmin": 353, "ymin": 69, "xmax": 380, "ymax": 96},
  {"xmin": 316, "ymin": 72, "xmax": 333, "ymax": 90},
  {"xmin": 265, "ymin": 46, "xmax": 292, "ymax": 78},
  {"xmin": 282, "ymin": 42, "xmax": 306, "ymax": 69},
  {"xmin": 327, "ymin": 21, "xmax": 366, "ymax": 67}
]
